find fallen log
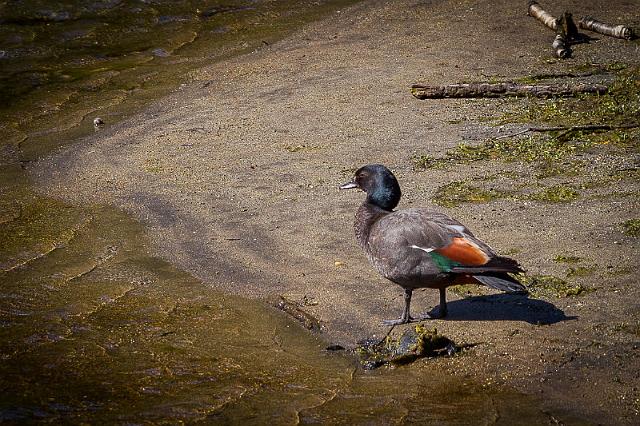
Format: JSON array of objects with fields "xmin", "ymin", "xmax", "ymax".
[
  {"xmin": 578, "ymin": 16, "xmax": 634, "ymax": 40},
  {"xmin": 411, "ymin": 82, "xmax": 608, "ymax": 99}
]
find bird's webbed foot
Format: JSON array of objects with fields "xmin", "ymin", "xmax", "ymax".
[
  {"xmin": 415, "ymin": 305, "xmax": 447, "ymax": 320},
  {"xmin": 382, "ymin": 316, "xmax": 414, "ymax": 326},
  {"xmin": 382, "ymin": 287, "xmax": 418, "ymax": 326},
  {"xmin": 416, "ymin": 289, "xmax": 448, "ymax": 320}
]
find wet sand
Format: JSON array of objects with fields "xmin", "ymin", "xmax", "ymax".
[{"xmin": 28, "ymin": 0, "xmax": 640, "ymax": 423}]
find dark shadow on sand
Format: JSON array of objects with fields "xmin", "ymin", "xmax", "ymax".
[{"xmin": 443, "ymin": 293, "xmax": 575, "ymax": 325}]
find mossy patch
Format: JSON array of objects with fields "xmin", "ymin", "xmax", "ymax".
[
  {"xmin": 0, "ymin": 190, "xmax": 90, "ymax": 271},
  {"xmin": 606, "ymin": 266, "xmax": 633, "ymax": 276},
  {"xmin": 412, "ymin": 134, "xmax": 593, "ymax": 179},
  {"xmin": 469, "ymin": 136, "xmax": 575, "ymax": 163},
  {"xmin": 503, "ymin": 66, "xmax": 640, "ymax": 127},
  {"xmin": 449, "ymin": 284, "xmax": 488, "ymax": 297},
  {"xmin": 554, "ymin": 254, "xmax": 582, "ymax": 264},
  {"xmin": 518, "ymin": 273, "xmax": 592, "ymax": 298},
  {"xmin": 611, "ymin": 322, "xmax": 640, "ymax": 337},
  {"xmin": 411, "ymin": 154, "xmax": 441, "ymax": 171},
  {"xmin": 432, "ymin": 181, "xmax": 507, "ymax": 207},
  {"xmin": 566, "ymin": 266, "xmax": 595, "ymax": 278},
  {"xmin": 502, "ymin": 247, "xmax": 522, "ymax": 256},
  {"xmin": 527, "ymin": 185, "xmax": 579, "ymax": 203},
  {"xmin": 622, "ymin": 219, "xmax": 640, "ymax": 237},
  {"xmin": 412, "ymin": 66, "xmax": 640, "ymax": 185},
  {"xmin": 143, "ymin": 159, "xmax": 165, "ymax": 174},
  {"xmin": 432, "ymin": 181, "xmax": 582, "ymax": 207}
]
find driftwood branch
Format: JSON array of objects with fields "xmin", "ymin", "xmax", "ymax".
[
  {"xmin": 528, "ymin": 2, "xmax": 582, "ymax": 58},
  {"xmin": 556, "ymin": 12, "xmax": 580, "ymax": 41},
  {"xmin": 528, "ymin": 1, "xmax": 557, "ymax": 31},
  {"xmin": 552, "ymin": 33, "xmax": 570, "ymax": 58},
  {"xmin": 553, "ymin": 12, "xmax": 582, "ymax": 57},
  {"xmin": 528, "ymin": 1, "xmax": 634, "ymax": 60},
  {"xmin": 528, "ymin": 2, "xmax": 580, "ymax": 39},
  {"xmin": 411, "ymin": 82, "xmax": 608, "ymax": 99},
  {"xmin": 579, "ymin": 16, "xmax": 634, "ymax": 40},
  {"xmin": 496, "ymin": 123, "xmax": 639, "ymax": 140}
]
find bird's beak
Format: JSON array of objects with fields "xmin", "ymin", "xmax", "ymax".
[{"xmin": 339, "ymin": 181, "xmax": 358, "ymax": 190}]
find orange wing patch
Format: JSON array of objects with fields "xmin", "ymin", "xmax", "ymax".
[{"xmin": 435, "ymin": 237, "xmax": 489, "ymax": 266}]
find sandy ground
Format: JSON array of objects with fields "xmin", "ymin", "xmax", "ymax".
[{"xmin": 33, "ymin": 0, "xmax": 639, "ymax": 422}]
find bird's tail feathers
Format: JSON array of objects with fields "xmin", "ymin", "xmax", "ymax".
[
  {"xmin": 486, "ymin": 256, "xmax": 524, "ymax": 273},
  {"xmin": 472, "ymin": 273, "xmax": 527, "ymax": 293},
  {"xmin": 449, "ymin": 256, "xmax": 524, "ymax": 275}
]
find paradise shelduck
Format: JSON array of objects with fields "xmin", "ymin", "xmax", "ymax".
[{"xmin": 340, "ymin": 164, "xmax": 526, "ymax": 325}]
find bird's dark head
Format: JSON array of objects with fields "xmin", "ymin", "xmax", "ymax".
[{"xmin": 339, "ymin": 164, "xmax": 401, "ymax": 211}]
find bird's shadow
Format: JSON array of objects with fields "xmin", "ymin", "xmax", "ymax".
[{"xmin": 441, "ymin": 293, "xmax": 575, "ymax": 325}]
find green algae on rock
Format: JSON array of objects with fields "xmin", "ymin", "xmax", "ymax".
[{"xmin": 356, "ymin": 325, "xmax": 456, "ymax": 369}]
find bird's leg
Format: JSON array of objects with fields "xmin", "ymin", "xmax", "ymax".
[
  {"xmin": 438, "ymin": 287, "xmax": 448, "ymax": 317},
  {"xmin": 382, "ymin": 288, "xmax": 413, "ymax": 326},
  {"xmin": 417, "ymin": 288, "xmax": 448, "ymax": 320}
]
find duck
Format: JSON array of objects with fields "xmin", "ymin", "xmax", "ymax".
[{"xmin": 340, "ymin": 164, "xmax": 526, "ymax": 326}]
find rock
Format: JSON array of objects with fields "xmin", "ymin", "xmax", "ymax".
[{"xmin": 356, "ymin": 325, "xmax": 456, "ymax": 369}]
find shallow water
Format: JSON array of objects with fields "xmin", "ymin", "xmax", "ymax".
[
  {"xmin": 0, "ymin": 187, "xmax": 561, "ymax": 423},
  {"xmin": 0, "ymin": 0, "xmax": 358, "ymax": 159},
  {"xmin": 0, "ymin": 1, "xmax": 582, "ymax": 423}
]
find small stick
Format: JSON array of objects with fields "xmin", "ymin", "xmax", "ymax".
[
  {"xmin": 495, "ymin": 123, "xmax": 639, "ymax": 140},
  {"xmin": 525, "ymin": 71, "xmax": 597, "ymax": 80},
  {"xmin": 578, "ymin": 16, "xmax": 634, "ymax": 40},
  {"xmin": 529, "ymin": 124, "xmax": 639, "ymax": 132}
]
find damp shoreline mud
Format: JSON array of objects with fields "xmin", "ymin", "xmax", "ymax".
[{"xmin": 2, "ymin": 0, "xmax": 639, "ymax": 423}]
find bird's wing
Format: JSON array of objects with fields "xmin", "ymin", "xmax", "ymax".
[{"xmin": 370, "ymin": 208, "xmax": 498, "ymax": 273}]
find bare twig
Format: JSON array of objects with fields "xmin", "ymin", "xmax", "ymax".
[
  {"xmin": 495, "ymin": 123, "xmax": 639, "ymax": 140},
  {"xmin": 578, "ymin": 16, "xmax": 634, "ymax": 40},
  {"xmin": 528, "ymin": 3, "xmax": 583, "ymax": 58},
  {"xmin": 528, "ymin": 1, "xmax": 557, "ymax": 31},
  {"xmin": 552, "ymin": 33, "xmax": 570, "ymax": 58}
]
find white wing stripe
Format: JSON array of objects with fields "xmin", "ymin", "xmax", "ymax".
[
  {"xmin": 445, "ymin": 224, "xmax": 466, "ymax": 233},
  {"xmin": 409, "ymin": 244, "xmax": 434, "ymax": 253}
]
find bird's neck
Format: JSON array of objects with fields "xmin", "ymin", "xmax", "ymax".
[
  {"xmin": 366, "ymin": 185, "xmax": 399, "ymax": 211},
  {"xmin": 354, "ymin": 202, "xmax": 389, "ymax": 248}
]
